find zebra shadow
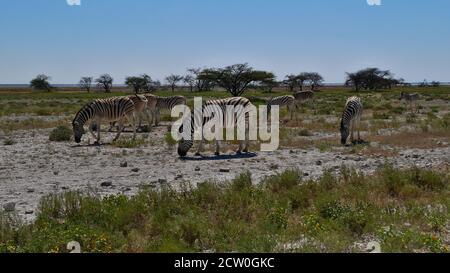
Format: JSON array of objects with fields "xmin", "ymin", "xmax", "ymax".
[
  {"xmin": 180, "ymin": 152, "xmax": 258, "ymax": 161},
  {"xmin": 70, "ymin": 143, "xmax": 112, "ymax": 148}
]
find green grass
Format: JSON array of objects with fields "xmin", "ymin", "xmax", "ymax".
[
  {"xmin": 1, "ymin": 165, "xmax": 447, "ymax": 253},
  {"xmin": 49, "ymin": 126, "xmax": 72, "ymax": 142},
  {"xmin": 112, "ymin": 138, "xmax": 147, "ymax": 148}
]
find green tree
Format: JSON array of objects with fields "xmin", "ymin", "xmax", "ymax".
[
  {"xmin": 200, "ymin": 63, "xmax": 274, "ymax": 96},
  {"xmin": 95, "ymin": 74, "xmax": 114, "ymax": 93},
  {"xmin": 30, "ymin": 74, "xmax": 53, "ymax": 92},
  {"xmin": 79, "ymin": 77, "xmax": 93, "ymax": 93},
  {"xmin": 165, "ymin": 74, "xmax": 183, "ymax": 92}
]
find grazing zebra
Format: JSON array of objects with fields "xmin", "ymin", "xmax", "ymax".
[
  {"xmin": 72, "ymin": 97, "xmax": 136, "ymax": 144},
  {"xmin": 340, "ymin": 96, "xmax": 363, "ymax": 145},
  {"xmin": 267, "ymin": 95, "xmax": 297, "ymax": 120},
  {"xmin": 399, "ymin": 92, "xmax": 420, "ymax": 113},
  {"xmin": 294, "ymin": 91, "xmax": 316, "ymax": 114},
  {"xmin": 177, "ymin": 97, "xmax": 254, "ymax": 157},
  {"xmin": 154, "ymin": 96, "xmax": 187, "ymax": 126},
  {"xmin": 108, "ymin": 95, "xmax": 148, "ymax": 131},
  {"xmin": 142, "ymin": 94, "xmax": 158, "ymax": 128}
]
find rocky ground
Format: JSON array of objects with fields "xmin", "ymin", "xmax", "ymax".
[{"xmin": 1, "ymin": 121, "xmax": 449, "ymax": 222}]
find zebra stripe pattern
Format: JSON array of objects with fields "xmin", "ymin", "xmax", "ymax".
[
  {"xmin": 294, "ymin": 91, "xmax": 316, "ymax": 114},
  {"xmin": 267, "ymin": 95, "xmax": 296, "ymax": 120},
  {"xmin": 109, "ymin": 95, "xmax": 148, "ymax": 131},
  {"xmin": 155, "ymin": 96, "xmax": 187, "ymax": 126},
  {"xmin": 400, "ymin": 92, "xmax": 420, "ymax": 113},
  {"xmin": 294, "ymin": 91, "xmax": 314, "ymax": 102},
  {"xmin": 72, "ymin": 97, "xmax": 136, "ymax": 144},
  {"xmin": 177, "ymin": 97, "xmax": 254, "ymax": 157},
  {"xmin": 340, "ymin": 96, "xmax": 363, "ymax": 145}
]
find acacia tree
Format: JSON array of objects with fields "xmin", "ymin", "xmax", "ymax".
[
  {"xmin": 297, "ymin": 73, "xmax": 309, "ymax": 91},
  {"xmin": 260, "ymin": 74, "xmax": 278, "ymax": 93},
  {"xmin": 200, "ymin": 64, "xmax": 274, "ymax": 96},
  {"xmin": 284, "ymin": 75, "xmax": 299, "ymax": 92},
  {"xmin": 79, "ymin": 77, "xmax": 93, "ymax": 93},
  {"xmin": 125, "ymin": 76, "xmax": 145, "ymax": 94},
  {"xmin": 345, "ymin": 68, "xmax": 400, "ymax": 91},
  {"xmin": 95, "ymin": 74, "xmax": 114, "ymax": 93},
  {"xmin": 307, "ymin": 72, "xmax": 324, "ymax": 91},
  {"xmin": 187, "ymin": 68, "xmax": 214, "ymax": 92},
  {"xmin": 165, "ymin": 74, "xmax": 183, "ymax": 92},
  {"xmin": 30, "ymin": 74, "xmax": 53, "ymax": 92},
  {"xmin": 183, "ymin": 75, "xmax": 196, "ymax": 92}
]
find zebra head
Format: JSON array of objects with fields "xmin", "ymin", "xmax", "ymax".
[
  {"xmin": 340, "ymin": 119, "xmax": 350, "ymax": 145},
  {"xmin": 72, "ymin": 121, "xmax": 85, "ymax": 143},
  {"xmin": 177, "ymin": 121, "xmax": 194, "ymax": 157},
  {"xmin": 177, "ymin": 138, "xmax": 194, "ymax": 157}
]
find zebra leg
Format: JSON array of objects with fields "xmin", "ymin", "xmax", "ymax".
[
  {"xmin": 131, "ymin": 114, "xmax": 137, "ymax": 140},
  {"xmin": 195, "ymin": 138, "xmax": 205, "ymax": 156},
  {"xmin": 215, "ymin": 140, "xmax": 221, "ymax": 156},
  {"xmin": 89, "ymin": 122, "xmax": 97, "ymax": 140},
  {"xmin": 96, "ymin": 122, "xmax": 101, "ymax": 145},
  {"xmin": 155, "ymin": 108, "xmax": 160, "ymax": 126},
  {"xmin": 113, "ymin": 121, "xmax": 124, "ymax": 142},
  {"xmin": 350, "ymin": 120, "xmax": 355, "ymax": 144},
  {"xmin": 243, "ymin": 123, "xmax": 250, "ymax": 153}
]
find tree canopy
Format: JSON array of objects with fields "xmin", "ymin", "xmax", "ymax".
[
  {"xmin": 345, "ymin": 68, "xmax": 402, "ymax": 91},
  {"xmin": 95, "ymin": 74, "xmax": 114, "ymax": 93},
  {"xmin": 30, "ymin": 74, "xmax": 53, "ymax": 92},
  {"xmin": 199, "ymin": 63, "xmax": 274, "ymax": 96}
]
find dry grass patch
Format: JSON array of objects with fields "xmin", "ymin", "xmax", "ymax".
[{"xmin": 369, "ymin": 131, "xmax": 450, "ymax": 149}]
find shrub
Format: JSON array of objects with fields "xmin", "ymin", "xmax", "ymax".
[
  {"xmin": 49, "ymin": 126, "xmax": 72, "ymax": 142},
  {"xmin": 164, "ymin": 132, "xmax": 177, "ymax": 147},
  {"xmin": 112, "ymin": 138, "xmax": 146, "ymax": 148},
  {"xmin": 3, "ymin": 138, "xmax": 15, "ymax": 146}
]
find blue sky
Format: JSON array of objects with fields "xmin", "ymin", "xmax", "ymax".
[{"xmin": 0, "ymin": 0, "xmax": 449, "ymax": 84}]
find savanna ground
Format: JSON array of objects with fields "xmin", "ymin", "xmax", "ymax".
[{"xmin": 0, "ymin": 86, "xmax": 449, "ymax": 253}]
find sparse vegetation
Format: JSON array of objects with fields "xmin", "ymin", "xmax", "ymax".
[
  {"xmin": 0, "ymin": 166, "xmax": 448, "ymax": 253},
  {"xmin": 112, "ymin": 138, "xmax": 147, "ymax": 148},
  {"xmin": 49, "ymin": 126, "xmax": 72, "ymax": 142}
]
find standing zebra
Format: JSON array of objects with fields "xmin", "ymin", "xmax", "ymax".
[
  {"xmin": 73, "ymin": 97, "xmax": 136, "ymax": 144},
  {"xmin": 294, "ymin": 91, "xmax": 316, "ymax": 114},
  {"xmin": 142, "ymin": 93, "xmax": 158, "ymax": 128},
  {"xmin": 340, "ymin": 96, "xmax": 364, "ymax": 145},
  {"xmin": 267, "ymin": 95, "xmax": 297, "ymax": 120},
  {"xmin": 154, "ymin": 96, "xmax": 187, "ymax": 126},
  {"xmin": 177, "ymin": 97, "xmax": 254, "ymax": 157},
  {"xmin": 399, "ymin": 92, "xmax": 420, "ymax": 113},
  {"xmin": 108, "ymin": 95, "xmax": 148, "ymax": 132}
]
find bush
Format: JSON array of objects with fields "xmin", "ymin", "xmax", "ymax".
[
  {"xmin": 3, "ymin": 138, "xmax": 15, "ymax": 146},
  {"xmin": 112, "ymin": 138, "xmax": 146, "ymax": 148},
  {"xmin": 49, "ymin": 126, "xmax": 72, "ymax": 142}
]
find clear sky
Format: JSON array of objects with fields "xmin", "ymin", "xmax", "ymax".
[{"xmin": 0, "ymin": 0, "xmax": 449, "ymax": 84}]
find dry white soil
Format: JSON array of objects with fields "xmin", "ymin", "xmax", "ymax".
[{"xmin": 1, "ymin": 122, "xmax": 449, "ymax": 221}]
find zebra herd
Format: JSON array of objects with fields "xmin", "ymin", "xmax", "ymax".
[
  {"xmin": 72, "ymin": 90, "xmax": 420, "ymax": 154},
  {"xmin": 73, "ymin": 94, "xmax": 186, "ymax": 145}
]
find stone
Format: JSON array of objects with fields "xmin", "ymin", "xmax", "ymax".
[
  {"xmin": 3, "ymin": 202, "xmax": 15, "ymax": 212},
  {"xmin": 316, "ymin": 160, "xmax": 323, "ymax": 166},
  {"xmin": 25, "ymin": 210, "xmax": 34, "ymax": 215},
  {"xmin": 120, "ymin": 161, "xmax": 128, "ymax": 168},
  {"xmin": 158, "ymin": 179, "xmax": 168, "ymax": 184},
  {"xmin": 219, "ymin": 169, "xmax": 230, "ymax": 173},
  {"xmin": 131, "ymin": 168, "xmax": 140, "ymax": 173},
  {"xmin": 101, "ymin": 182, "xmax": 113, "ymax": 187},
  {"xmin": 195, "ymin": 167, "xmax": 201, "ymax": 171}
]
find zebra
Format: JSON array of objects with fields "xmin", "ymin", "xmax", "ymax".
[
  {"xmin": 399, "ymin": 92, "xmax": 420, "ymax": 113},
  {"xmin": 267, "ymin": 95, "xmax": 297, "ymax": 120},
  {"xmin": 154, "ymin": 96, "xmax": 187, "ymax": 126},
  {"xmin": 177, "ymin": 97, "xmax": 254, "ymax": 157},
  {"xmin": 294, "ymin": 91, "xmax": 316, "ymax": 114},
  {"xmin": 340, "ymin": 96, "xmax": 363, "ymax": 145},
  {"xmin": 142, "ymin": 93, "xmax": 158, "ymax": 128},
  {"xmin": 108, "ymin": 95, "xmax": 148, "ymax": 132},
  {"xmin": 72, "ymin": 97, "xmax": 136, "ymax": 145}
]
